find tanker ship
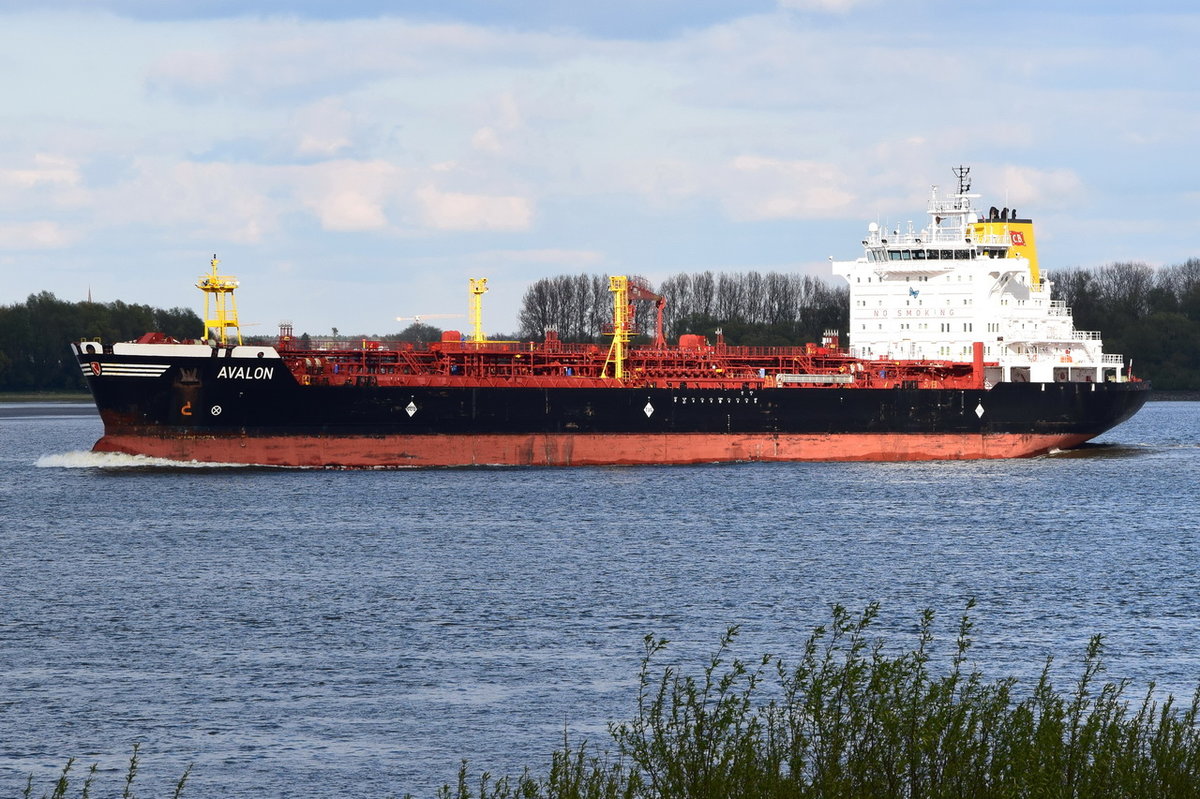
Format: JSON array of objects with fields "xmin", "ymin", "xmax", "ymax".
[{"xmin": 72, "ymin": 168, "xmax": 1149, "ymax": 467}]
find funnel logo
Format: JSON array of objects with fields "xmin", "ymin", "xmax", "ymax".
[{"xmin": 1010, "ymin": 231, "xmax": 1026, "ymax": 246}]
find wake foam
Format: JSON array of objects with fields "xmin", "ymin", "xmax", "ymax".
[{"xmin": 35, "ymin": 450, "xmax": 253, "ymax": 469}]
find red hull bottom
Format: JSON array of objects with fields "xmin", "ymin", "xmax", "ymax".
[{"xmin": 92, "ymin": 431, "xmax": 1094, "ymax": 467}]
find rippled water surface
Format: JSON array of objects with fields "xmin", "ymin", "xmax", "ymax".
[{"xmin": 2, "ymin": 401, "xmax": 1198, "ymax": 797}]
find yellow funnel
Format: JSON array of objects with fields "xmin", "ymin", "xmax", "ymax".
[{"xmin": 972, "ymin": 217, "xmax": 1040, "ymax": 286}]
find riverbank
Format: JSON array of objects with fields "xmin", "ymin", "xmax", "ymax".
[
  {"xmin": 0, "ymin": 391, "xmax": 91, "ymax": 403},
  {"xmin": 1150, "ymin": 389, "xmax": 1200, "ymax": 401},
  {"xmin": 0, "ymin": 394, "xmax": 96, "ymax": 418}
]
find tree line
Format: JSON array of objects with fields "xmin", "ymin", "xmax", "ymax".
[
  {"xmin": 1050, "ymin": 259, "xmax": 1200, "ymax": 389},
  {"xmin": 0, "ymin": 291, "xmax": 201, "ymax": 391},
  {"xmin": 517, "ymin": 271, "xmax": 850, "ymax": 348},
  {"xmin": 2, "ymin": 258, "xmax": 1198, "ymax": 392},
  {"xmin": 514, "ymin": 262, "xmax": 1200, "ymax": 389}
]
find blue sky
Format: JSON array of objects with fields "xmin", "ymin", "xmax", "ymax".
[{"xmin": 2, "ymin": 0, "xmax": 1197, "ymax": 336}]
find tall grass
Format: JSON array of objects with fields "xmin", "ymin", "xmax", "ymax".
[
  {"xmin": 24, "ymin": 605, "xmax": 1200, "ymax": 798},
  {"xmin": 429, "ymin": 602, "xmax": 1200, "ymax": 798},
  {"xmin": 22, "ymin": 743, "xmax": 190, "ymax": 799}
]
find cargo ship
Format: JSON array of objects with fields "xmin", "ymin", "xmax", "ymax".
[{"xmin": 73, "ymin": 168, "xmax": 1149, "ymax": 466}]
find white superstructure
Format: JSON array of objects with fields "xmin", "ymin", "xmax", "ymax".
[{"xmin": 831, "ymin": 167, "xmax": 1127, "ymax": 385}]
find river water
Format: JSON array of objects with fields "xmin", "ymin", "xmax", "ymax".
[{"xmin": 1, "ymin": 401, "xmax": 1197, "ymax": 797}]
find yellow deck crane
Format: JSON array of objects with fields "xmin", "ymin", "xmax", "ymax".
[
  {"xmin": 197, "ymin": 254, "xmax": 242, "ymax": 346},
  {"xmin": 603, "ymin": 276, "xmax": 666, "ymax": 380},
  {"xmin": 468, "ymin": 278, "xmax": 488, "ymax": 343}
]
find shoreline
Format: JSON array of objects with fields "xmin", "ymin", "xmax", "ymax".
[
  {"xmin": 0, "ymin": 391, "xmax": 92, "ymax": 403},
  {"xmin": 0, "ymin": 393, "xmax": 98, "ymax": 418}
]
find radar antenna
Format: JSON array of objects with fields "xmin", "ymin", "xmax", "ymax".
[
  {"xmin": 953, "ymin": 165, "xmax": 971, "ymax": 195},
  {"xmin": 951, "ymin": 165, "xmax": 972, "ymax": 210}
]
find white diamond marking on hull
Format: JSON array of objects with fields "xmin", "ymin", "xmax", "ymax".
[
  {"xmin": 975, "ymin": 402, "xmax": 985, "ymax": 418},
  {"xmin": 406, "ymin": 402, "xmax": 418, "ymax": 417},
  {"xmin": 644, "ymin": 401, "xmax": 654, "ymax": 418}
]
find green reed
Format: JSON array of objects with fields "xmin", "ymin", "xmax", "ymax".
[
  {"xmin": 429, "ymin": 601, "xmax": 1200, "ymax": 799},
  {"xmin": 22, "ymin": 743, "xmax": 190, "ymax": 799},
  {"xmin": 24, "ymin": 604, "xmax": 1200, "ymax": 798}
]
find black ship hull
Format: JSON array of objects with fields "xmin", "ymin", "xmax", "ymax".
[{"xmin": 78, "ymin": 349, "xmax": 1151, "ymax": 466}]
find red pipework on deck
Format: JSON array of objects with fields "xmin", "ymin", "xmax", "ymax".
[{"xmin": 277, "ymin": 332, "xmax": 996, "ymax": 392}]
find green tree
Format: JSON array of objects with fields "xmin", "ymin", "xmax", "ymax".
[{"xmin": 0, "ymin": 293, "xmax": 202, "ymax": 391}]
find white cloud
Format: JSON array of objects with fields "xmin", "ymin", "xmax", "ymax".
[
  {"xmin": 96, "ymin": 159, "xmax": 276, "ymax": 244},
  {"xmin": 144, "ymin": 48, "xmax": 231, "ymax": 100},
  {"xmin": 995, "ymin": 165, "xmax": 1085, "ymax": 211},
  {"xmin": 292, "ymin": 98, "xmax": 355, "ymax": 157},
  {"xmin": 471, "ymin": 126, "xmax": 503, "ymax": 153},
  {"xmin": 723, "ymin": 157, "xmax": 856, "ymax": 220},
  {"xmin": 0, "ymin": 154, "xmax": 89, "ymax": 214},
  {"xmin": 622, "ymin": 155, "xmax": 856, "ymax": 220},
  {"xmin": 469, "ymin": 92, "xmax": 525, "ymax": 155},
  {"xmin": 292, "ymin": 160, "xmax": 402, "ymax": 232},
  {"xmin": 0, "ymin": 221, "xmax": 74, "ymax": 249},
  {"xmin": 142, "ymin": 18, "xmax": 578, "ymax": 103},
  {"xmin": 416, "ymin": 185, "xmax": 533, "ymax": 231},
  {"xmin": 776, "ymin": 0, "xmax": 874, "ymax": 11},
  {"xmin": 0, "ymin": 154, "xmax": 81, "ymax": 189},
  {"xmin": 479, "ymin": 248, "xmax": 605, "ymax": 266},
  {"xmin": 1, "ymin": 5, "xmax": 1196, "ymax": 331},
  {"xmin": 313, "ymin": 190, "xmax": 389, "ymax": 231}
]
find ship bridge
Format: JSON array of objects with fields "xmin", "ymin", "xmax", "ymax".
[{"xmin": 833, "ymin": 167, "xmax": 1128, "ymax": 385}]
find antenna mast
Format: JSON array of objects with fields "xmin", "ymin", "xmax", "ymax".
[{"xmin": 953, "ymin": 165, "xmax": 971, "ymax": 208}]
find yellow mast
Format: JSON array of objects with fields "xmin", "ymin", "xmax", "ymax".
[
  {"xmin": 604, "ymin": 275, "xmax": 631, "ymax": 380},
  {"xmin": 196, "ymin": 254, "xmax": 242, "ymax": 346},
  {"xmin": 468, "ymin": 278, "xmax": 488, "ymax": 343}
]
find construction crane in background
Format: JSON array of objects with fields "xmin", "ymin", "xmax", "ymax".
[
  {"xmin": 394, "ymin": 278, "xmax": 490, "ymax": 340},
  {"xmin": 395, "ymin": 313, "xmax": 463, "ymax": 325}
]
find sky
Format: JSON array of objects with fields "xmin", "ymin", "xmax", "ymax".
[{"xmin": 2, "ymin": 0, "xmax": 1197, "ymax": 336}]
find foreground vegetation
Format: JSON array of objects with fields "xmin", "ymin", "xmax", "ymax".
[
  {"xmin": 25, "ymin": 604, "xmax": 1200, "ymax": 799},
  {"xmin": 23, "ymin": 744, "xmax": 189, "ymax": 799},
  {"xmin": 419, "ymin": 602, "xmax": 1200, "ymax": 798}
]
